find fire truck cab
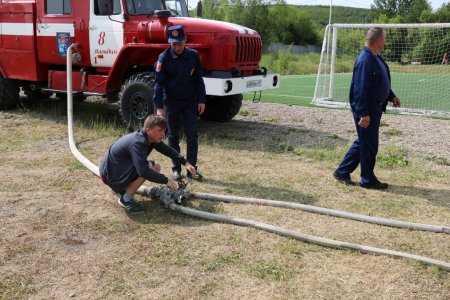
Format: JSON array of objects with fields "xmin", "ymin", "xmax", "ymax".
[{"xmin": 0, "ymin": 0, "xmax": 279, "ymax": 128}]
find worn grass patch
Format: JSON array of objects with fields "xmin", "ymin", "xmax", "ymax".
[{"xmin": 1, "ymin": 100, "xmax": 449, "ymax": 299}]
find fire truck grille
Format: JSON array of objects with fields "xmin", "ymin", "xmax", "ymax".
[{"xmin": 235, "ymin": 36, "xmax": 262, "ymax": 66}]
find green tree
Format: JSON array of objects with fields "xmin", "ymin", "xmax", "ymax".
[
  {"xmin": 337, "ymin": 29, "xmax": 366, "ymax": 57},
  {"xmin": 269, "ymin": 3, "xmax": 319, "ymax": 45},
  {"xmin": 402, "ymin": 0, "xmax": 431, "ymax": 22},
  {"xmin": 202, "ymin": 0, "xmax": 275, "ymax": 46},
  {"xmin": 410, "ymin": 30, "xmax": 450, "ymax": 63},
  {"xmin": 432, "ymin": 3, "xmax": 450, "ymax": 22},
  {"xmin": 371, "ymin": 0, "xmax": 401, "ymax": 18},
  {"xmin": 226, "ymin": 0, "xmax": 274, "ymax": 45},
  {"xmin": 202, "ymin": 0, "xmax": 228, "ymax": 21},
  {"xmin": 370, "ymin": 0, "xmax": 431, "ymax": 21}
]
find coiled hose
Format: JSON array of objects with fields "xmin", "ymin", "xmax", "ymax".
[{"xmin": 65, "ymin": 44, "xmax": 450, "ymax": 271}]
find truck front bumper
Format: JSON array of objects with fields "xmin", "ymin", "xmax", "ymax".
[{"xmin": 203, "ymin": 73, "xmax": 280, "ymax": 96}]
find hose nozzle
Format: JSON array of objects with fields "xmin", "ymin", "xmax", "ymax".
[{"xmin": 144, "ymin": 186, "xmax": 192, "ymax": 207}]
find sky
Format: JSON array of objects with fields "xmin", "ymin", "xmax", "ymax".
[
  {"xmin": 188, "ymin": 1, "xmax": 448, "ymax": 11},
  {"xmin": 286, "ymin": 0, "xmax": 449, "ymax": 11}
]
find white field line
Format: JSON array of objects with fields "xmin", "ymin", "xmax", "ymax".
[{"xmin": 262, "ymin": 94, "xmax": 312, "ymax": 99}]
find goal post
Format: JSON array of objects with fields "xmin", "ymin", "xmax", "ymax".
[{"xmin": 313, "ymin": 23, "xmax": 450, "ymax": 117}]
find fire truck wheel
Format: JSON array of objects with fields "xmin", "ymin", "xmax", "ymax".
[
  {"xmin": 200, "ymin": 94, "xmax": 243, "ymax": 122},
  {"xmin": 23, "ymin": 86, "xmax": 53, "ymax": 100},
  {"xmin": 0, "ymin": 76, "xmax": 20, "ymax": 110},
  {"xmin": 118, "ymin": 72, "xmax": 155, "ymax": 130},
  {"xmin": 106, "ymin": 91, "xmax": 119, "ymax": 103}
]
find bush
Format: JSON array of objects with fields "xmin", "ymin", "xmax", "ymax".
[
  {"xmin": 260, "ymin": 52, "xmax": 355, "ymax": 75},
  {"xmin": 261, "ymin": 52, "xmax": 321, "ymax": 75}
]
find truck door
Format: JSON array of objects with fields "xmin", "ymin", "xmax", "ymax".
[
  {"xmin": 89, "ymin": 0, "xmax": 124, "ymax": 68},
  {"xmin": 36, "ymin": 0, "xmax": 76, "ymax": 65},
  {"xmin": 35, "ymin": 0, "xmax": 91, "ymax": 66}
]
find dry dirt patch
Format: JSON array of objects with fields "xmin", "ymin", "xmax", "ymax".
[{"xmin": 1, "ymin": 100, "xmax": 449, "ymax": 299}]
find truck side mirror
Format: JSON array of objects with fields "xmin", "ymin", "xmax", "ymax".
[{"xmin": 154, "ymin": 10, "xmax": 171, "ymax": 17}]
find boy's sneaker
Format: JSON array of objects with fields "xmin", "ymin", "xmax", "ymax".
[
  {"xmin": 118, "ymin": 196, "xmax": 144, "ymax": 213},
  {"xmin": 173, "ymin": 170, "xmax": 182, "ymax": 181}
]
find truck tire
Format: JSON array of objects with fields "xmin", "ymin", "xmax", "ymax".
[
  {"xmin": 106, "ymin": 91, "xmax": 119, "ymax": 103},
  {"xmin": 0, "ymin": 76, "xmax": 20, "ymax": 110},
  {"xmin": 118, "ymin": 72, "xmax": 155, "ymax": 130},
  {"xmin": 200, "ymin": 94, "xmax": 243, "ymax": 122}
]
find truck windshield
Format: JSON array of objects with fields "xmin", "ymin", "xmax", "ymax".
[
  {"xmin": 165, "ymin": 0, "xmax": 188, "ymax": 17},
  {"xmin": 125, "ymin": 0, "xmax": 188, "ymax": 17}
]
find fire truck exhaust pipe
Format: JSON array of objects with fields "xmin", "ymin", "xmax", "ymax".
[{"xmin": 65, "ymin": 45, "xmax": 450, "ymax": 271}]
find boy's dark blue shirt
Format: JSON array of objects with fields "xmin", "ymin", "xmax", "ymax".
[{"xmin": 99, "ymin": 128, "xmax": 187, "ymax": 187}]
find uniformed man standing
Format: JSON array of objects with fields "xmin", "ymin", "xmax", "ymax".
[
  {"xmin": 333, "ymin": 27, "xmax": 401, "ymax": 190},
  {"xmin": 154, "ymin": 25, "xmax": 206, "ymax": 181}
]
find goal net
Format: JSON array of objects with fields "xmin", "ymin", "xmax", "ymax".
[{"xmin": 313, "ymin": 23, "xmax": 450, "ymax": 117}]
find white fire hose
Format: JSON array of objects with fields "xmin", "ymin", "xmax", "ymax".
[{"xmin": 66, "ymin": 44, "xmax": 450, "ymax": 271}]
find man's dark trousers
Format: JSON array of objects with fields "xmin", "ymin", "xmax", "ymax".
[
  {"xmin": 335, "ymin": 104, "xmax": 383, "ymax": 184},
  {"xmin": 164, "ymin": 100, "xmax": 198, "ymax": 172}
]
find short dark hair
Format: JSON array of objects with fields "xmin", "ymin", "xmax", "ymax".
[{"xmin": 144, "ymin": 114, "xmax": 167, "ymax": 130}]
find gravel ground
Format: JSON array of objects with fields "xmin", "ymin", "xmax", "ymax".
[{"xmin": 237, "ymin": 101, "xmax": 450, "ymax": 162}]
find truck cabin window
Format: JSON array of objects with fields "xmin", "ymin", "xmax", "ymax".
[
  {"xmin": 46, "ymin": 0, "xmax": 72, "ymax": 15},
  {"xmin": 165, "ymin": 0, "xmax": 188, "ymax": 17},
  {"xmin": 94, "ymin": 0, "xmax": 122, "ymax": 16},
  {"xmin": 126, "ymin": 0, "xmax": 162, "ymax": 14},
  {"xmin": 125, "ymin": 0, "xmax": 188, "ymax": 17}
]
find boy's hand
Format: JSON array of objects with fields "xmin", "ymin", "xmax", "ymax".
[
  {"xmin": 166, "ymin": 178, "xmax": 179, "ymax": 191},
  {"xmin": 185, "ymin": 163, "xmax": 196, "ymax": 177}
]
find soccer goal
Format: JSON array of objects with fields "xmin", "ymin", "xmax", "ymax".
[{"xmin": 313, "ymin": 23, "xmax": 450, "ymax": 117}]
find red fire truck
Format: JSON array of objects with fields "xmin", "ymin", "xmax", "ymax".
[{"xmin": 0, "ymin": 0, "xmax": 279, "ymax": 128}]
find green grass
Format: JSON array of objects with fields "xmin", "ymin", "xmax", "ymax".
[
  {"xmin": 249, "ymin": 53, "xmax": 450, "ymax": 113},
  {"xmin": 244, "ymin": 75, "xmax": 317, "ymax": 106},
  {"xmin": 248, "ymin": 259, "xmax": 289, "ymax": 281},
  {"xmin": 245, "ymin": 72, "xmax": 450, "ymax": 113},
  {"xmin": 260, "ymin": 52, "xmax": 322, "ymax": 75},
  {"xmin": 2, "ymin": 103, "xmax": 450, "ymax": 298},
  {"xmin": 329, "ymin": 72, "xmax": 450, "ymax": 112},
  {"xmin": 378, "ymin": 144, "xmax": 410, "ymax": 168}
]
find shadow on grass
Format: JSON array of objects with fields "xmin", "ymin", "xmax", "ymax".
[
  {"xmin": 128, "ymin": 177, "xmax": 318, "ymax": 226},
  {"xmin": 11, "ymin": 94, "xmax": 349, "ymax": 155},
  {"xmin": 388, "ymin": 185, "xmax": 450, "ymax": 208},
  {"xmin": 201, "ymin": 178, "xmax": 318, "ymax": 205},
  {"xmin": 198, "ymin": 118, "xmax": 348, "ymax": 154},
  {"xmin": 10, "ymin": 95, "xmax": 124, "ymax": 132},
  {"xmin": 125, "ymin": 199, "xmax": 195, "ymax": 225},
  {"xmin": 128, "ymin": 196, "xmax": 232, "ymax": 227}
]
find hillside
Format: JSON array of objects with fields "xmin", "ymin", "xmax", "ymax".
[{"xmin": 290, "ymin": 5, "xmax": 370, "ymax": 27}]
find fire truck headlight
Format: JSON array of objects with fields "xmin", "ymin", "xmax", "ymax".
[{"xmin": 224, "ymin": 80, "xmax": 232, "ymax": 93}]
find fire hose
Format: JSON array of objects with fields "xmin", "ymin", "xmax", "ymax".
[{"xmin": 66, "ymin": 44, "xmax": 450, "ymax": 271}]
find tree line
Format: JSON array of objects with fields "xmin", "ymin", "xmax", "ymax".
[{"xmin": 198, "ymin": 0, "xmax": 450, "ymax": 48}]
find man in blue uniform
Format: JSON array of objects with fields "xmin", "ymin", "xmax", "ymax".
[
  {"xmin": 100, "ymin": 115, "xmax": 197, "ymax": 212},
  {"xmin": 154, "ymin": 25, "xmax": 206, "ymax": 181},
  {"xmin": 333, "ymin": 27, "xmax": 401, "ymax": 190}
]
